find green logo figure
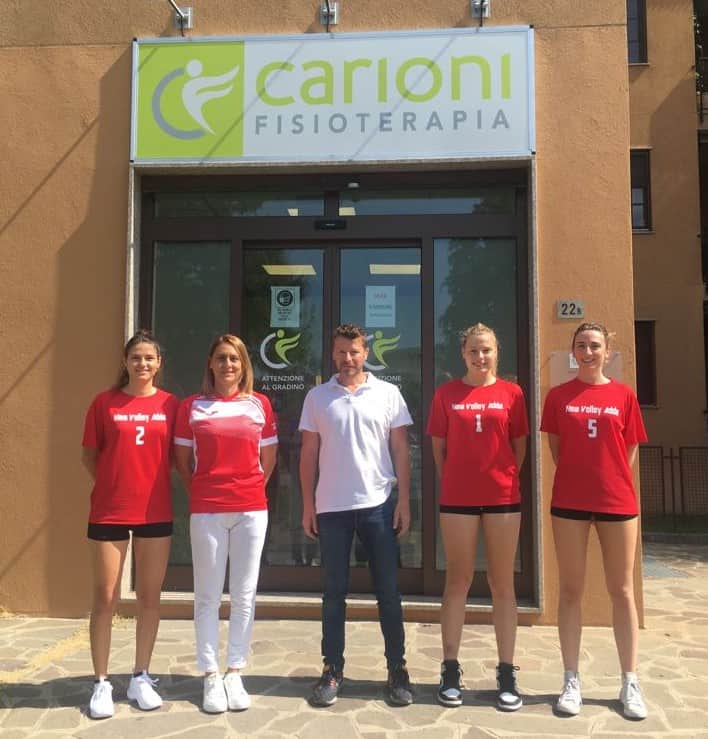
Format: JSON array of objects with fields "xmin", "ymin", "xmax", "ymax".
[
  {"xmin": 260, "ymin": 330, "xmax": 301, "ymax": 369},
  {"xmin": 274, "ymin": 330, "xmax": 301, "ymax": 364},
  {"xmin": 136, "ymin": 42, "xmax": 245, "ymax": 160},
  {"xmin": 365, "ymin": 331, "xmax": 401, "ymax": 370}
]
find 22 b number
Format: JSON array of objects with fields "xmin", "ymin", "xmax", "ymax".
[{"xmin": 559, "ymin": 301, "xmax": 583, "ymax": 317}]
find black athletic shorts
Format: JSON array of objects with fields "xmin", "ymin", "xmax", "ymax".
[
  {"xmin": 439, "ymin": 503, "xmax": 521, "ymax": 515},
  {"xmin": 87, "ymin": 521, "xmax": 173, "ymax": 541},
  {"xmin": 550, "ymin": 507, "xmax": 637, "ymax": 522}
]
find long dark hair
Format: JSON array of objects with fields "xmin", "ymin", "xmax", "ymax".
[{"xmin": 114, "ymin": 330, "xmax": 163, "ymax": 389}]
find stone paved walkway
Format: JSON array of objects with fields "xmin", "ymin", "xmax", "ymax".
[{"xmin": 1, "ymin": 541, "xmax": 707, "ymax": 738}]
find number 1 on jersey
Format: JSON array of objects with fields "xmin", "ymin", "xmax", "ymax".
[
  {"xmin": 587, "ymin": 419, "xmax": 597, "ymax": 438},
  {"xmin": 135, "ymin": 426, "xmax": 145, "ymax": 445},
  {"xmin": 475, "ymin": 413, "xmax": 482, "ymax": 433}
]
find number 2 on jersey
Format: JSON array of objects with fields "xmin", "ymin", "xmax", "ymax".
[
  {"xmin": 587, "ymin": 418, "xmax": 597, "ymax": 439},
  {"xmin": 475, "ymin": 413, "xmax": 482, "ymax": 433},
  {"xmin": 135, "ymin": 426, "xmax": 145, "ymax": 446}
]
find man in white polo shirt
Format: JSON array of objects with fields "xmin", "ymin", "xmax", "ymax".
[{"xmin": 299, "ymin": 324, "xmax": 413, "ymax": 708}]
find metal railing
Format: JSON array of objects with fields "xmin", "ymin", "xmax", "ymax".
[
  {"xmin": 695, "ymin": 13, "xmax": 708, "ymax": 121},
  {"xmin": 639, "ymin": 445, "xmax": 708, "ymax": 530},
  {"xmin": 699, "ymin": 89, "xmax": 708, "ymax": 121}
]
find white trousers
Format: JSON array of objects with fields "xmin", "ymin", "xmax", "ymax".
[{"xmin": 190, "ymin": 510, "xmax": 268, "ymax": 673}]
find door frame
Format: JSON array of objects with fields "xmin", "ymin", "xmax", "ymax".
[{"xmin": 138, "ymin": 168, "xmax": 534, "ymax": 601}]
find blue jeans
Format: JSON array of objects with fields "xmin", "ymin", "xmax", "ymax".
[{"xmin": 317, "ymin": 496, "xmax": 405, "ymax": 672}]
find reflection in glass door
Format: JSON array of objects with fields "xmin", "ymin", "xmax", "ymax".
[
  {"xmin": 151, "ymin": 241, "xmax": 232, "ymax": 578},
  {"xmin": 433, "ymin": 237, "xmax": 522, "ymax": 577}
]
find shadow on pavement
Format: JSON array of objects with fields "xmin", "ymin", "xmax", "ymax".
[{"xmin": 2, "ymin": 676, "xmax": 622, "ymax": 717}]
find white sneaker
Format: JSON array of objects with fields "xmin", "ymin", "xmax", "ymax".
[
  {"xmin": 127, "ymin": 672, "xmax": 163, "ymax": 711},
  {"xmin": 203, "ymin": 673, "xmax": 228, "ymax": 713},
  {"xmin": 620, "ymin": 677, "xmax": 648, "ymax": 720},
  {"xmin": 224, "ymin": 671, "xmax": 251, "ymax": 710},
  {"xmin": 89, "ymin": 679, "xmax": 114, "ymax": 719},
  {"xmin": 556, "ymin": 673, "xmax": 582, "ymax": 715}
]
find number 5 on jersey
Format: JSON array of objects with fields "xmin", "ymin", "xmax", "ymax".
[
  {"xmin": 135, "ymin": 425, "xmax": 145, "ymax": 445},
  {"xmin": 587, "ymin": 419, "xmax": 597, "ymax": 439}
]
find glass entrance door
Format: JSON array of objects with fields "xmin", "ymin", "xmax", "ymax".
[
  {"xmin": 243, "ymin": 244, "xmax": 422, "ymax": 592},
  {"xmin": 241, "ymin": 247, "xmax": 325, "ymax": 585}
]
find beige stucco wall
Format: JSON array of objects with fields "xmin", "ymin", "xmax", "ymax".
[
  {"xmin": 1, "ymin": 1, "xmax": 642, "ymax": 625},
  {"xmin": 0, "ymin": 43, "xmax": 131, "ymax": 616},
  {"xmin": 630, "ymin": 0, "xmax": 706, "ymax": 447},
  {"xmin": 535, "ymin": 17, "xmax": 641, "ymax": 626}
]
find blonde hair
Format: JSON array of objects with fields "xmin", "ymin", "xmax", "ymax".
[
  {"xmin": 460, "ymin": 323, "xmax": 499, "ymax": 373},
  {"xmin": 201, "ymin": 334, "xmax": 254, "ymax": 396},
  {"xmin": 460, "ymin": 323, "xmax": 499, "ymax": 349}
]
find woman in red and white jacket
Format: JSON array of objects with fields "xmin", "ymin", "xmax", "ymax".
[
  {"xmin": 82, "ymin": 330, "xmax": 178, "ymax": 719},
  {"xmin": 541, "ymin": 322, "xmax": 648, "ymax": 720},
  {"xmin": 174, "ymin": 334, "xmax": 277, "ymax": 714}
]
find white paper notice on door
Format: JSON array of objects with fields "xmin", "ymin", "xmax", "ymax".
[
  {"xmin": 365, "ymin": 285, "xmax": 396, "ymax": 328},
  {"xmin": 271, "ymin": 286, "xmax": 301, "ymax": 327}
]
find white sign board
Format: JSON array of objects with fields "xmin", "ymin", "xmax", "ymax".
[
  {"xmin": 366, "ymin": 285, "xmax": 396, "ymax": 327},
  {"xmin": 270, "ymin": 286, "xmax": 301, "ymax": 327},
  {"xmin": 132, "ymin": 27, "xmax": 535, "ymax": 163}
]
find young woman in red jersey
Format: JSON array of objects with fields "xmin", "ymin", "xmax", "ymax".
[
  {"xmin": 174, "ymin": 335, "xmax": 278, "ymax": 715},
  {"xmin": 81, "ymin": 331, "xmax": 178, "ymax": 719},
  {"xmin": 541, "ymin": 322, "xmax": 648, "ymax": 720},
  {"xmin": 427, "ymin": 324, "xmax": 528, "ymax": 712}
]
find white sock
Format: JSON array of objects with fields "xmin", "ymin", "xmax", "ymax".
[{"xmin": 622, "ymin": 671, "xmax": 638, "ymax": 684}]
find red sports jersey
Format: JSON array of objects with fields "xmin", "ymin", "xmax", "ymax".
[
  {"xmin": 175, "ymin": 391, "xmax": 278, "ymax": 514},
  {"xmin": 540, "ymin": 378, "xmax": 647, "ymax": 514},
  {"xmin": 82, "ymin": 389, "xmax": 179, "ymax": 525},
  {"xmin": 427, "ymin": 379, "xmax": 529, "ymax": 506}
]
